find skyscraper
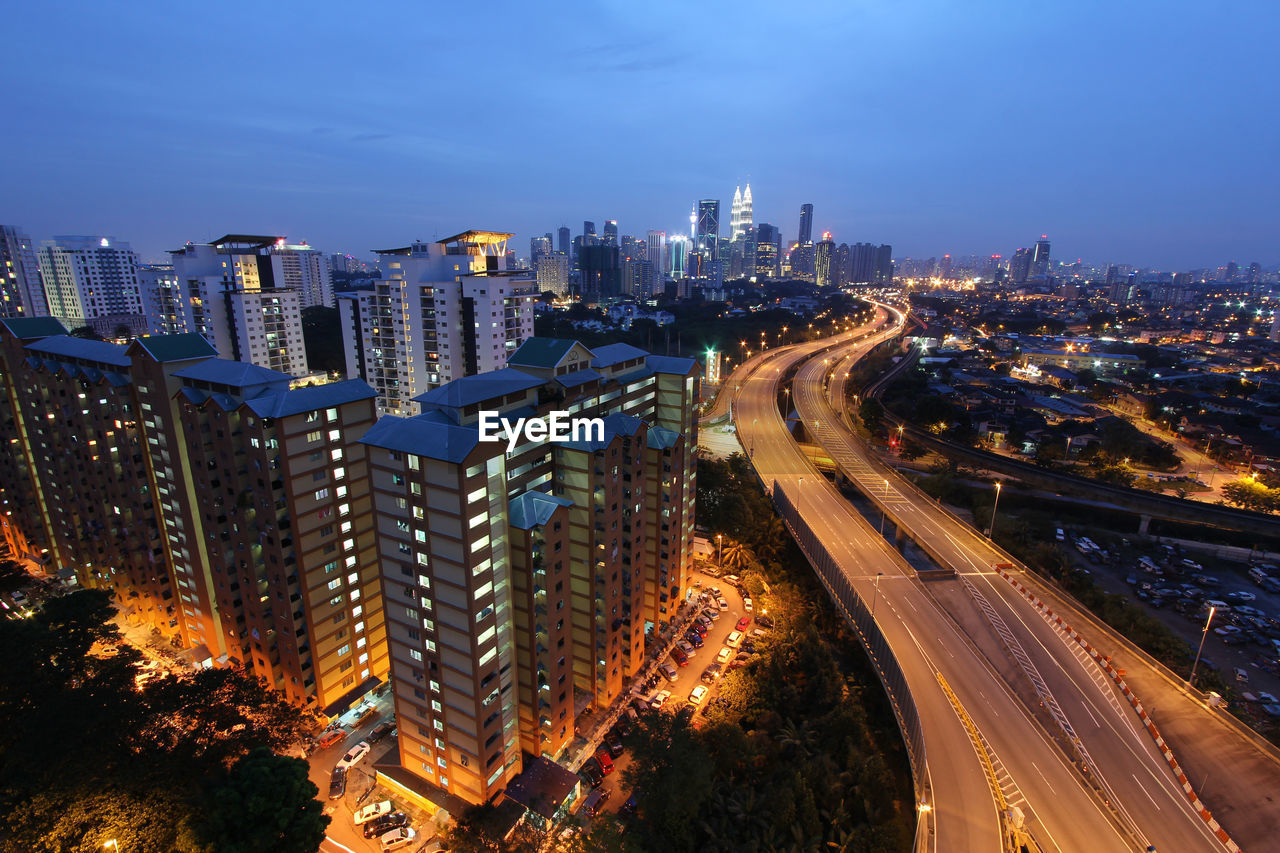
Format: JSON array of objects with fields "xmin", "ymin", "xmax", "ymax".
[
  {"xmin": 694, "ymin": 200, "xmax": 720, "ymax": 281},
  {"xmin": 37, "ymin": 236, "xmax": 146, "ymax": 337},
  {"xmin": 530, "ymin": 235, "xmax": 552, "ymax": 262},
  {"xmin": 754, "ymin": 223, "xmax": 780, "ymax": 278},
  {"xmin": 0, "ymin": 225, "xmax": 46, "ymax": 318},
  {"xmin": 1031, "ymin": 237, "xmax": 1051, "ymax": 280},
  {"xmin": 798, "ymin": 204, "xmax": 814, "ymax": 245},
  {"xmin": 535, "ymin": 252, "xmax": 570, "ymax": 297},
  {"xmin": 603, "ymin": 220, "xmax": 618, "ymax": 246},
  {"xmin": 582, "ymin": 221, "xmax": 598, "ymax": 247},
  {"xmin": 138, "ymin": 265, "xmax": 188, "ymax": 335},
  {"xmin": 337, "ymin": 231, "xmax": 537, "ymax": 416},
  {"xmin": 270, "ymin": 241, "xmax": 334, "ymax": 308},
  {"xmin": 556, "ymin": 226, "xmax": 570, "ymax": 255},
  {"xmin": 578, "ymin": 244, "xmax": 621, "ymax": 302},
  {"xmin": 814, "ymin": 233, "xmax": 835, "ymax": 287},
  {"xmin": 1010, "ymin": 248, "xmax": 1032, "ymax": 284},
  {"xmin": 728, "ymin": 185, "xmax": 755, "ymax": 278}
]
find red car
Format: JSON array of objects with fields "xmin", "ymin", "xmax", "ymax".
[
  {"xmin": 317, "ymin": 728, "xmax": 346, "ymax": 749},
  {"xmin": 736, "ymin": 616, "xmax": 751, "ymax": 632},
  {"xmin": 671, "ymin": 647, "xmax": 689, "ymax": 666},
  {"xmin": 594, "ymin": 750, "xmax": 615, "ymax": 774}
]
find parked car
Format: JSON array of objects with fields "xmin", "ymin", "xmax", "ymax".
[
  {"xmin": 736, "ymin": 616, "xmax": 751, "ymax": 631},
  {"xmin": 581, "ymin": 788, "xmax": 611, "ymax": 818},
  {"xmin": 328, "ymin": 767, "xmax": 347, "ymax": 800},
  {"xmin": 701, "ymin": 663, "xmax": 722, "ymax": 683},
  {"xmin": 717, "ymin": 598, "xmax": 729, "ymax": 611},
  {"xmin": 317, "ymin": 728, "xmax": 346, "ymax": 749},
  {"xmin": 726, "ymin": 630, "xmax": 744, "ymax": 648},
  {"xmin": 755, "ymin": 614, "xmax": 774, "ymax": 629},
  {"xmin": 594, "ymin": 749, "xmax": 614, "ymax": 774},
  {"xmin": 354, "ymin": 800, "xmax": 394, "ymax": 826},
  {"xmin": 364, "ymin": 812, "xmax": 409, "ymax": 839},
  {"xmin": 743, "ymin": 597, "xmax": 753, "ymax": 612},
  {"xmin": 676, "ymin": 639, "xmax": 696, "ymax": 656},
  {"xmin": 379, "ymin": 826, "xmax": 416, "ymax": 851},
  {"xmin": 335, "ymin": 741, "xmax": 371, "ymax": 772},
  {"xmin": 581, "ymin": 761, "xmax": 604, "ymax": 788},
  {"xmin": 687, "ymin": 685, "xmax": 709, "ymax": 707},
  {"xmin": 685, "ymin": 632, "xmax": 704, "ymax": 648},
  {"xmin": 715, "ymin": 646, "xmax": 734, "ymax": 665},
  {"xmin": 650, "ymin": 689, "xmax": 672, "ymax": 710},
  {"xmin": 670, "ymin": 647, "xmax": 689, "ymax": 666},
  {"xmin": 368, "ymin": 719, "xmax": 396, "ymax": 743}
]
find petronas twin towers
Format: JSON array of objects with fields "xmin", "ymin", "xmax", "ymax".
[{"xmin": 729, "ymin": 182, "xmax": 754, "ymax": 241}]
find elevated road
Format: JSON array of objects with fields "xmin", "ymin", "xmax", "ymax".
[{"xmin": 731, "ymin": 311, "xmax": 1138, "ymax": 853}]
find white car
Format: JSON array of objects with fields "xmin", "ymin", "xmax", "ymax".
[
  {"xmin": 380, "ymin": 826, "xmax": 417, "ymax": 851},
  {"xmin": 715, "ymin": 647, "xmax": 734, "ymax": 665},
  {"xmin": 687, "ymin": 685, "xmax": 709, "ymax": 707},
  {"xmin": 743, "ymin": 597, "xmax": 753, "ymax": 612},
  {"xmin": 335, "ymin": 741, "xmax": 371, "ymax": 771},
  {"xmin": 354, "ymin": 800, "xmax": 393, "ymax": 825},
  {"xmin": 725, "ymin": 630, "xmax": 744, "ymax": 648},
  {"xmin": 649, "ymin": 689, "xmax": 672, "ymax": 709},
  {"xmin": 717, "ymin": 598, "xmax": 729, "ymax": 611}
]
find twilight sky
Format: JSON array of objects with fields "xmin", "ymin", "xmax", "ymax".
[{"xmin": 3, "ymin": 1, "xmax": 1277, "ymax": 270}]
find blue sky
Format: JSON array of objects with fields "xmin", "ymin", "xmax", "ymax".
[{"xmin": 3, "ymin": 1, "xmax": 1277, "ymax": 269}]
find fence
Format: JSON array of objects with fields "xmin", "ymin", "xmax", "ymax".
[{"xmin": 773, "ymin": 481, "xmax": 930, "ymax": 850}]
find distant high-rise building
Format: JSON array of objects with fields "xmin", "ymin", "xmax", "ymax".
[
  {"xmin": 798, "ymin": 204, "xmax": 813, "ymax": 245},
  {"xmin": 138, "ymin": 265, "xmax": 188, "ymax": 335},
  {"xmin": 814, "ymin": 234, "xmax": 835, "ymax": 287},
  {"xmin": 1030, "ymin": 237, "xmax": 1051, "ymax": 280},
  {"xmin": 37, "ymin": 235, "xmax": 146, "ymax": 338},
  {"xmin": 338, "ymin": 231, "xmax": 536, "ymax": 416},
  {"xmin": 0, "ymin": 226, "xmax": 46, "ymax": 318},
  {"xmin": 556, "ymin": 226, "xmax": 571, "ymax": 255},
  {"xmin": 583, "ymin": 221, "xmax": 598, "ymax": 248},
  {"xmin": 694, "ymin": 200, "xmax": 720, "ymax": 281},
  {"xmin": 668, "ymin": 236, "xmax": 691, "ymax": 280},
  {"xmin": 579, "ymin": 244, "xmax": 622, "ymax": 302},
  {"xmin": 728, "ymin": 184, "xmax": 755, "ymax": 278},
  {"xmin": 603, "ymin": 220, "xmax": 618, "ymax": 246},
  {"xmin": 645, "ymin": 231, "xmax": 666, "ymax": 281},
  {"xmin": 1248, "ymin": 262, "xmax": 1262, "ymax": 283},
  {"xmin": 939, "ymin": 254, "xmax": 953, "ymax": 280},
  {"xmin": 535, "ymin": 252, "xmax": 570, "ymax": 297},
  {"xmin": 755, "ymin": 223, "xmax": 780, "ymax": 278},
  {"xmin": 875, "ymin": 244, "xmax": 893, "ymax": 284},
  {"xmin": 530, "ymin": 235, "xmax": 552, "ymax": 262},
  {"xmin": 170, "ymin": 234, "xmax": 310, "ymax": 376},
  {"xmin": 1010, "ymin": 248, "xmax": 1032, "ymax": 284},
  {"xmin": 1225, "ymin": 261, "xmax": 1239, "ymax": 282},
  {"xmin": 270, "ymin": 241, "xmax": 333, "ymax": 308}
]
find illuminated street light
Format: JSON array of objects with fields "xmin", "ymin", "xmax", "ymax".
[
  {"xmin": 103, "ymin": 842, "xmax": 119, "ymax": 853},
  {"xmin": 987, "ymin": 482, "xmax": 1003, "ymax": 539},
  {"xmin": 716, "ymin": 534, "xmax": 723, "ymax": 570},
  {"xmin": 1189, "ymin": 606, "xmax": 1216, "ymax": 689}
]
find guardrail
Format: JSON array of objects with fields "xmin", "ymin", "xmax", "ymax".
[{"xmin": 772, "ymin": 481, "xmax": 930, "ymax": 852}]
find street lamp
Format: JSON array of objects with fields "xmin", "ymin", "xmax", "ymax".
[
  {"xmin": 1189, "ymin": 606, "xmax": 1216, "ymax": 689},
  {"xmin": 104, "ymin": 842, "xmax": 119, "ymax": 853},
  {"xmin": 872, "ymin": 571, "xmax": 884, "ymax": 615},
  {"xmin": 988, "ymin": 482, "xmax": 1002, "ymax": 539},
  {"xmin": 716, "ymin": 534, "xmax": 723, "ymax": 571}
]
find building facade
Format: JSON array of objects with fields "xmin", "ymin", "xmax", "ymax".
[
  {"xmin": 359, "ymin": 338, "xmax": 697, "ymax": 806},
  {"xmin": 0, "ymin": 225, "xmax": 47, "ymax": 318},
  {"xmin": 337, "ymin": 231, "xmax": 537, "ymax": 417},
  {"xmin": 37, "ymin": 235, "xmax": 145, "ymax": 337}
]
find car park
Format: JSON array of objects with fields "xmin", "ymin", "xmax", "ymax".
[
  {"xmin": 379, "ymin": 826, "xmax": 417, "ymax": 851},
  {"xmin": 364, "ymin": 812, "xmax": 409, "ymax": 839},
  {"xmin": 354, "ymin": 800, "xmax": 394, "ymax": 825},
  {"xmin": 688, "ymin": 685, "xmax": 709, "ymax": 707},
  {"xmin": 335, "ymin": 741, "xmax": 371, "ymax": 771}
]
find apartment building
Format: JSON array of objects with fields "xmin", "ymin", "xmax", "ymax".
[
  {"xmin": 37, "ymin": 235, "xmax": 147, "ymax": 337},
  {"xmin": 169, "ymin": 235, "xmax": 310, "ymax": 377},
  {"xmin": 0, "ymin": 225, "xmax": 47, "ymax": 318},
  {"xmin": 338, "ymin": 231, "xmax": 537, "ymax": 417},
  {"xmin": 0, "ymin": 318, "xmax": 387, "ymax": 715},
  {"xmin": 358, "ymin": 337, "xmax": 697, "ymax": 807},
  {"xmin": 139, "ymin": 264, "xmax": 189, "ymax": 336}
]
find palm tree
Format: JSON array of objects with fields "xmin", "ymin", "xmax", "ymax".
[{"xmin": 722, "ymin": 540, "xmax": 753, "ymax": 571}]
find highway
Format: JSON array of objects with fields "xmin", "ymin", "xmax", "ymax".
[{"xmin": 728, "ymin": 306, "xmax": 1236, "ymax": 852}]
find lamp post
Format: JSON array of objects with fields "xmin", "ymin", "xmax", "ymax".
[
  {"xmin": 988, "ymin": 482, "xmax": 1002, "ymax": 539},
  {"xmin": 872, "ymin": 571, "xmax": 884, "ymax": 615},
  {"xmin": 880, "ymin": 479, "xmax": 889, "ymax": 535},
  {"xmin": 1189, "ymin": 606, "xmax": 1216, "ymax": 689},
  {"xmin": 716, "ymin": 534, "xmax": 723, "ymax": 571},
  {"xmin": 104, "ymin": 842, "xmax": 119, "ymax": 853}
]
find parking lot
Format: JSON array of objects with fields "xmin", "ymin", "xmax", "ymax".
[
  {"xmin": 575, "ymin": 566, "xmax": 773, "ymax": 818},
  {"xmin": 1062, "ymin": 532, "xmax": 1280, "ymax": 721}
]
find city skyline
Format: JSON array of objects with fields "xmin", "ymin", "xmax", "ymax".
[{"xmin": 1, "ymin": 2, "xmax": 1276, "ymax": 270}]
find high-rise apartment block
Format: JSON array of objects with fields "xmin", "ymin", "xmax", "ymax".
[
  {"xmin": 754, "ymin": 223, "xmax": 780, "ymax": 278},
  {"xmin": 359, "ymin": 338, "xmax": 698, "ymax": 806},
  {"xmin": 0, "ymin": 225, "xmax": 47, "ymax": 318},
  {"xmin": 271, "ymin": 242, "xmax": 334, "ymax": 308},
  {"xmin": 535, "ymin": 252, "xmax": 570, "ymax": 297},
  {"xmin": 169, "ymin": 235, "xmax": 312, "ymax": 377},
  {"xmin": 37, "ymin": 236, "xmax": 146, "ymax": 337},
  {"xmin": 139, "ymin": 265, "xmax": 189, "ymax": 336},
  {"xmin": 337, "ymin": 231, "xmax": 537, "ymax": 417},
  {"xmin": 0, "ymin": 317, "xmax": 388, "ymax": 714}
]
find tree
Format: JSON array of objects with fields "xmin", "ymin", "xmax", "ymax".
[
  {"xmin": 720, "ymin": 540, "xmax": 752, "ymax": 571},
  {"xmin": 68, "ymin": 325, "xmax": 104, "ymax": 340},
  {"xmin": 187, "ymin": 748, "xmax": 329, "ymax": 853},
  {"xmin": 1221, "ymin": 478, "xmax": 1280, "ymax": 513},
  {"xmin": 858, "ymin": 398, "xmax": 885, "ymax": 433}
]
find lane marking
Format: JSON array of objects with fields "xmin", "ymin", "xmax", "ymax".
[
  {"xmin": 1032, "ymin": 762, "xmax": 1057, "ymax": 795},
  {"xmin": 1132, "ymin": 774, "xmax": 1161, "ymax": 810}
]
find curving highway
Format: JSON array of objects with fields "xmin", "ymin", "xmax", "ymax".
[{"xmin": 727, "ymin": 305, "xmax": 1245, "ymax": 852}]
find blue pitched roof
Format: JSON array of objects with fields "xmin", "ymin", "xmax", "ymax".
[
  {"xmin": 509, "ymin": 491, "xmax": 573, "ymax": 530},
  {"xmin": 555, "ymin": 368, "xmax": 601, "ymax": 389},
  {"xmin": 646, "ymin": 425, "xmax": 681, "ymax": 450},
  {"xmin": 172, "ymin": 358, "xmax": 293, "ymax": 390},
  {"xmin": 25, "ymin": 335, "xmax": 130, "ymax": 367},
  {"xmin": 414, "ymin": 369, "xmax": 544, "ymax": 409},
  {"xmin": 590, "ymin": 342, "xmax": 648, "ymax": 368},
  {"xmin": 507, "ymin": 338, "xmax": 581, "ymax": 368},
  {"xmin": 245, "ymin": 380, "xmax": 377, "ymax": 418},
  {"xmin": 0, "ymin": 317, "xmax": 68, "ymax": 339},
  {"xmin": 559, "ymin": 412, "xmax": 644, "ymax": 451},
  {"xmin": 359, "ymin": 415, "xmax": 481, "ymax": 464},
  {"xmin": 646, "ymin": 355, "xmax": 697, "ymax": 375},
  {"xmin": 131, "ymin": 334, "xmax": 217, "ymax": 363}
]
